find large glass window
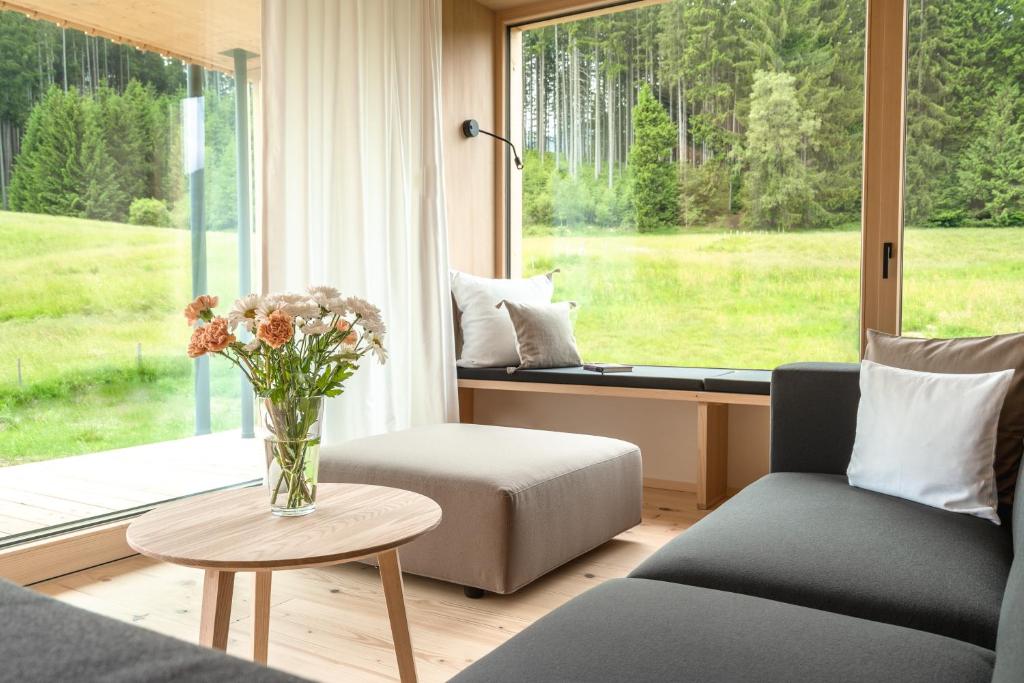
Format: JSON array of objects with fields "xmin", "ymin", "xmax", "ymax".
[
  {"xmin": 0, "ymin": 7, "xmax": 259, "ymax": 542},
  {"xmin": 902, "ymin": 1, "xmax": 1024, "ymax": 338},
  {"xmin": 514, "ymin": 1, "xmax": 866, "ymax": 369}
]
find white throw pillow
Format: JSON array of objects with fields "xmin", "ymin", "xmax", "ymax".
[
  {"xmin": 847, "ymin": 360, "xmax": 1014, "ymax": 524},
  {"xmin": 450, "ymin": 271, "xmax": 554, "ymax": 367}
]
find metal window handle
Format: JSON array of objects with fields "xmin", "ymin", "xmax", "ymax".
[{"xmin": 882, "ymin": 242, "xmax": 894, "ymax": 279}]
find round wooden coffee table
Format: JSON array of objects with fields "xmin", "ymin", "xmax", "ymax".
[{"xmin": 126, "ymin": 483, "xmax": 442, "ymax": 682}]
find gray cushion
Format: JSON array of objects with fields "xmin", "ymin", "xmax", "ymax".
[
  {"xmin": 629, "ymin": 472, "xmax": 1013, "ymax": 648},
  {"xmin": 452, "ymin": 578, "xmax": 995, "ymax": 683},
  {"xmin": 0, "ymin": 579, "xmax": 305, "ymax": 682}
]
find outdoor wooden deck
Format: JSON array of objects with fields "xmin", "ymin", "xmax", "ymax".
[{"xmin": 0, "ymin": 432, "xmax": 263, "ymax": 539}]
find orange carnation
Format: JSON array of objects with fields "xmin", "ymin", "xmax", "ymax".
[
  {"xmin": 203, "ymin": 317, "xmax": 235, "ymax": 353},
  {"xmin": 184, "ymin": 295, "xmax": 219, "ymax": 325},
  {"xmin": 187, "ymin": 326, "xmax": 208, "ymax": 358},
  {"xmin": 336, "ymin": 320, "xmax": 358, "ymax": 345},
  {"xmin": 257, "ymin": 310, "xmax": 294, "ymax": 349}
]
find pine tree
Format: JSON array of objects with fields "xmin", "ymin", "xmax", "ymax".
[
  {"xmin": 742, "ymin": 70, "xmax": 820, "ymax": 231},
  {"xmin": 80, "ymin": 97, "xmax": 128, "ymax": 221},
  {"xmin": 957, "ymin": 84, "xmax": 1024, "ymax": 225},
  {"xmin": 629, "ymin": 84, "xmax": 678, "ymax": 231},
  {"xmin": 9, "ymin": 86, "xmax": 86, "ymax": 216}
]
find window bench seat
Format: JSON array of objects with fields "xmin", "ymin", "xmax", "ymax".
[{"xmin": 456, "ymin": 366, "xmax": 771, "ymax": 509}]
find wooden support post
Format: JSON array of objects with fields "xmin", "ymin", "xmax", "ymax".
[
  {"xmin": 458, "ymin": 387, "xmax": 475, "ymax": 424},
  {"xmin": 697, "ymin": 403, "xmax": 729, "ymax": 510},
  {"xmin": 198, "ymin": 569, "xmax": 235, "ymax": 651}
]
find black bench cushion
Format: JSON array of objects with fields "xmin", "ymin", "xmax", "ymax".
[
  {"xmin": 457, "ymin": 365, "xmax": 733, "ymax": 391},
  {"xmin": 629, "ymin": 472, "xmax": 1013, "ymax": 649},
  {"xmin": 451, "ymin": 578, "xmax": 995, "ymax": 683},
  {"xmin": 0, "ymin": 579, "xmax": 306, "ymax": 682},
  {"xmin": 703, "ymin": 369, "xmax": 772, "ymax": 395}
]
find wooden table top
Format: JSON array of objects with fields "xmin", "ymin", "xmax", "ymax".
[{"xmin": 126, "ymin": 484, "xmax": 442, "ymax": 571}]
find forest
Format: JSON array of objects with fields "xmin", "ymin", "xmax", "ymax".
[
  {"xmin": 0, "ymin": 10, "xmax": 241, "ymax": 230},
  {"xmin": 520, "ymin": 0, "xmax": 1024, "ymax": 231}
]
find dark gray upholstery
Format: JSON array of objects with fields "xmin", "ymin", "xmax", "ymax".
[
  {"xmin": 0, "ymin": 579, "xmax": 305, "ymax": 682},
  {"xmin": 993, "ymin": 561, "xmax": 1024, "ymax": 683},
  {"xmin": 703, "ymin": 369, "xmax": 772, "ymax": 395},
  {"xmin": 994, "ymin": 474, "xmax": 1024, "ymax": 682},
  {"xmin": 629, "ymin": 472, "xmax": 1013, "ymax": 648},
  {"xmin": 770, "ymin": 362, "xmax": 860, "ymax": 474},
  {"xmin": 452, "ymin": 578, "xmax": 995, "ymax": 683},
  {"xmin": 457, "ymin": 365, "xmax": 729, "ymax": 390}
]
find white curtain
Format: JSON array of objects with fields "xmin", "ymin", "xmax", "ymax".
[{"xmin": 261, "ymin": 0, "xmax": 458, "ymax": 444}]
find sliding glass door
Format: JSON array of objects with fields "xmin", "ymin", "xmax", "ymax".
[{"xmin": 0, "ymin": 4, "xmax": 260, "ymax": 544}]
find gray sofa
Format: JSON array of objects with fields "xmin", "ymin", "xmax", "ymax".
[
  {"xmin": 0, "ymin": 578, "xmax": 307, "ymax": 682},
  {"xmin": 452, "ymin": 362, "xmax": 1024, "ymax": 682}
]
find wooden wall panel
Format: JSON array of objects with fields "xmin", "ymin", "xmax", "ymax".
[{"xmin": 442, "ymin": 0, "xmax": 499, "ymax": 277}]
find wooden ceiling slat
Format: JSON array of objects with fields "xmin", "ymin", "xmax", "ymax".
[{"xmin": 0, "ymin": 0, "xmax": 259, "ymax": 74}]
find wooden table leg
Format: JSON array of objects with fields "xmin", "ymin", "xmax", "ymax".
[
  {"xmin": 251, "ymin": 571, "xmax": 272, "ymax": 664},
  {"xmin": 378, "ymin": 549, "xmax": 418, "ymax": 683},
  {"xmin": 199, "ymin": 569, "xmax": 235, "ymax": 651},
  {"xmin": 697, "ymin": 402, "xmax": 729, "ymax": 510}
]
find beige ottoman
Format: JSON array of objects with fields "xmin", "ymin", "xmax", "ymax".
[{"xmin": 319, "ymin": 423, "xmax": 642, "ymax": 595}]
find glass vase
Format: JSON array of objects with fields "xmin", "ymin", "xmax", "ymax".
[{"xmin": 256, "ymin": 395, "xmax": 324, "ymax": 516}]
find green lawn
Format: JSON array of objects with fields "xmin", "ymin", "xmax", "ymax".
[
  {"xmin": 0, "ymin": 211, "xmax": 242, "ymax": 465},
  {"xmin": 523, "ymin": 225, "xmax": 1024, "ymax": 369},
  {"xmin": 3, "ymin": 211, "xmax": 1022, "ymax": 464}
]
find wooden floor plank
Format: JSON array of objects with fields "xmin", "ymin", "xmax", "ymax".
[{"xmin": 33, "ymin": 487, "xmax": 705, "ymax": 682}]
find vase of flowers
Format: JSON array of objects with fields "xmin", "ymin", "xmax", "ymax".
[{"xmin": 184, "ymin": 286, "xmax": 387, "ymax": 516}]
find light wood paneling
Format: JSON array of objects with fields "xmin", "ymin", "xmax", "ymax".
[
  {"xmin": 443, "ymin": 0, "xmax": 499, "ymax": 276},
  {"xmin": 0, "ymin": 0, "xmax": 260, "ymax": 75},
  {"xmin": 35, "ymin": 487, "xmax": 708, "ymax": 682}
]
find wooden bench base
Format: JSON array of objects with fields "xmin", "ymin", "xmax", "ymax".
[{"xmin": 456, "ymin": 379, "xmax": 770, "ymax": 510}]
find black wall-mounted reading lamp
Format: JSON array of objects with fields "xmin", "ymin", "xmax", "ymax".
[{"xmin": 462, "ymin": 119, "xmax": 523, "ymax": 170}]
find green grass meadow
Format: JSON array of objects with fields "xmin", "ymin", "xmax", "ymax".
[
  {"xmin": 522, "ymin": 225, "xmax": 1024, "ymax": 369},
  {"xmin": 2, "ymin": 209, "xmax": 1022, "ymax": 464},
  {"xmin": 0, "ymin": 211, "xmax": 241, "ymax": 465}
]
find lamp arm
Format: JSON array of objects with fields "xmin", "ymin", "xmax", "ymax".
[{"xmin": 478, "ymin": 129, "xmax": 524, "ymax": 170}]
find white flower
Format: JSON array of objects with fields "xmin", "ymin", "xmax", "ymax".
[
  {"xmin": 282, "ymin": 299, "xmax": 320, "ymax": 320},
  {"xmin": 346, "ymin": 296, "xmax": 386, "ymax": 335},
  {"xmin": 302, "ymin": 318, "xmax": 332, "ymax": 336},
  {"xmin": 243, "ymin": 337, "xmax": 261, "ymax": 352},
  {"xmin": 228, "ymin": 293, "xmax": 262, "ymax": 332},
  {"xmin": 255, "ymin": 296, "xmax": 285, "ymax": 323},
  {"xmin": 307, "ymin": 285, "xmax": 341, "ymax": 308},
  {"xmin": 326, "ymin": 296, "xmax": 349, "ymax": 317},
  {"xmin": 368, "ymin": 332, "xmax": 388, "ymax": 364}
]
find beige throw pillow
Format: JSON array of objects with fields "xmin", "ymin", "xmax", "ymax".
[
  {"xmin": 864, "ymin": 329, "xmax": 1024, "ymax": 505},
  {"xmin": 498, "ymin": 300, "xmax": 582, "ymax": 370}
]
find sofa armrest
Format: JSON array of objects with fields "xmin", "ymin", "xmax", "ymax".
[{"xmin": 770, "ymin": 362, "xmax": 860, "ymax": 475}]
